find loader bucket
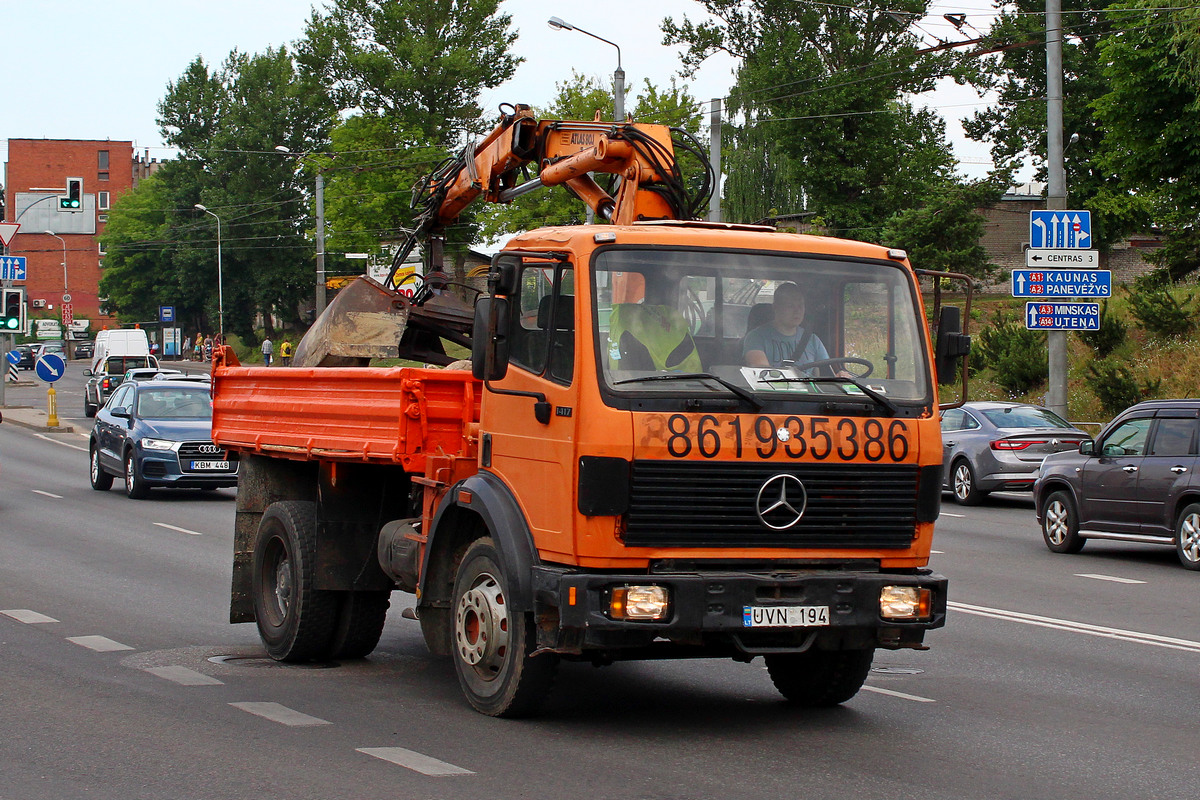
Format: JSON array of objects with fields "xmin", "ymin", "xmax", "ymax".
[{"xmin": 291, "ymin": 275, "xmax": 475, "ymax": 368}]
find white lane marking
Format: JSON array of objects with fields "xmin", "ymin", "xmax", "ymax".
[
  {"xmin": 1075, "ymin": 573, "xmax": 1147, "ymax": 585},
  {"xmin": 144, "ymin": 666, "xmax": 224, "ymax": 686},
  {"xmin": 67, "ymin": 635, "xmax": 134, "ymax": 652},
  {"xmin": 31, "ymin": 489, "xmax": 64, "ymax": 499},
  {"xmin": 33, "ymin": 433, "xmax": 89, "ymax": 451},
  {"xmin": 1, "ymin": 609, "xmax": 59, "ymax": 624},
  {"xmin": 950, "ymin": 601, "xmax": 1200, "ymax": 653},
  {"xmin": 153, "ymin": 522, "xmax": 204, "ymax": 537},
  {"xmin": 941, "ymin": 512, "xmax": 965, "ymax": 518},
  {"xmin": 229, "ymin": 702, "xmax": 331, "ymax": 727},
  {"xmin": 357, "ymin": 747, "xmax": 475, "ymax": 776},
  {"xmin": 862, "ymin": 685, "xmax": 936, "ymax": 703},
  {"xmin": 931, "ymin": 550, "xmax": 945, "ymax": 555}
]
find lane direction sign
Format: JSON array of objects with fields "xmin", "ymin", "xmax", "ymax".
[
  {"xmin": 6, "ymin": 349, "xmax": 22, "ymax": 366},
  {"xmin": 0, "ymin": 256, "xmax": 27, "ymax": 281},
  {"xmin": 1025, "ymin": 302, "xmax": 1101, "ymax": 330},
  {"xmin": 35, "ymin": 352, "xmax": 66, "ymax": 382},
  {"xmin": 1030, "ymin": 210, "xmax": 1091, "ymax": 249},
  {"xmin": 1012, "ymin": 269, "xmax": 1111, "ymax": 297}
]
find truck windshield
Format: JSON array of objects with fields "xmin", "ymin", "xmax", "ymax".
[{"xmin": 593, "ymin": 247, "xmax": 931, "ymax": 405}]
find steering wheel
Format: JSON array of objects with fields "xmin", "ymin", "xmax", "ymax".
[{"xmin": 788, "ymin": 357, "xmax": 874, "ymax": 379}]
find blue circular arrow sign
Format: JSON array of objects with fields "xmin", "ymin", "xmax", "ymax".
[
  {"xmin": 6, "ymin": 349, "xmax": 21, "ymax": 365},
  {"xmin": 35, "ymin": 352, "xmax": 66, "ymax": 383}
]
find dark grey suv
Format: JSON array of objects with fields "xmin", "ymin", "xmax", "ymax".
[{"xmin": 1035, "ymin": 399, "xmax": 1200, "ymax": 570}]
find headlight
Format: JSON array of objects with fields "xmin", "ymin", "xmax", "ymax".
[
  {"xmin": 880, "ymin": 586, "xmax": 932, "ymax": 621},
  {"xmin": 140, "ymin": 438, "xmax": 175, "ymax": 451},
  {"xmin": 608, "ymin": 585, "xmax": 670, "ymax": 621}
]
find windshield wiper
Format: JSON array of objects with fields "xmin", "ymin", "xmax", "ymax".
[
  {"xmin": 801, "ymin": 376, "xmax": 898, "ymax": 415},
  {"xmin": 614, "ymin": 372, "xmax": 762, "ymax": 410}
]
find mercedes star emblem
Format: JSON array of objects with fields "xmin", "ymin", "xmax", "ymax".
[{"xmin": 755, "ymin": 473, "xmax": 808, "ymax": 530}]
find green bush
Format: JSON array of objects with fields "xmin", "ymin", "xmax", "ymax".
[
  {"xmin": 1126, "ymin": 278, "xmax": 1194, "ymax": 338},
  {"xmin": 974, "ymin": 309, "xmax": 1047, "ymax": 394},
  {"xmin": 1078, "ymin": 300, "xmax": 1127, "ymax": 357},
  {"xmin": 1085, "ymin": 357, "xmax": 1161, "ymax": 416}
]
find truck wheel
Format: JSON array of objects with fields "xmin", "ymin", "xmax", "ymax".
[
  {"xmin": 124, "ymin": 450, "xmax": 150, "ymax": 499},
  {"xmin": 252, "ymin": 501, "xmax": 339, "ymax": 662},
  {"xmin": 1042, "ymin": 490, "xmax": 1085, "ymax": 554},
  {"xmin": 451, "ymin": 537, "xmax": 557, "ymax": 717},
  {"xmin": 765, "ymin": 648, "xmax": 874, "ymax": 707},
  {"xmin": 329, "ymin": 591, "xmax": 391, "ymax": 659},
  {"xmin": 90, "ymin": 445, "xmax": 113, "ymax": 491}
]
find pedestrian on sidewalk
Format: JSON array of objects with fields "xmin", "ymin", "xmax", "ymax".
[
  {"xmin": 261, "ymin": 336, "xmax": 274, "ymax": 367},
  {"xmin": 279, "ymin": 340, "xmax": 293, "ymax": 367}
]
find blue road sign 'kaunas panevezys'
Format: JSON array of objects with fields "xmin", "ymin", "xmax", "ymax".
[
  {"xmin": 1030, "ymin": 210, "xmax": 1091, "ymax": 249},
  {"xmin": 1012, "ymin": 269, "xmax": 1111, "ymax": 298},
  {"xmin": 1025, "ymin": 302, "xmax": 1101, "ymax": 330}
]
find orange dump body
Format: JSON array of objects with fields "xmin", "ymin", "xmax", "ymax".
[{"xmin": 211, "ymin": 360, "xmax": 480, "ymax": 475}]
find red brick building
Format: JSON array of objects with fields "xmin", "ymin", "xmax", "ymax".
[{"xmin": 3, "ymin": 139, "xmax": 143, "ymax": 327}]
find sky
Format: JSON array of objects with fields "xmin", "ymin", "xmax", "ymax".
[{"xmin": 0, "ymin": 0, "xmax": 1011, "ymax": 180}]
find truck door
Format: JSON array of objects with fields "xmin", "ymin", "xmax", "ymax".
[{"xmin": 482, "ymin": 256, "xmax": 578, "ymax": 561}]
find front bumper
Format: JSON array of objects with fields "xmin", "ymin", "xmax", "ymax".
[
  {"xmin": 139, "ymin": 451, "xmax": 239, "ymax": 488},
  {"xmin": 532, "ymin": 566, "xmax": 947, "ymax": 658}
]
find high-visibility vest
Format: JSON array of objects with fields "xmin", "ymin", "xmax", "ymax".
[{"xmin": 607, "ymin": 304, "xmax": 702, "ymax": 372}]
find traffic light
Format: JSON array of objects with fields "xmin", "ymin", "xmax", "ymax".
[
  {"xmin": 58, "ymin": 177, "xmax": 83, "ymax": 211},
  {"xmin": 1, "ymin": 288, "xmax": 25, "ymax": 332}
]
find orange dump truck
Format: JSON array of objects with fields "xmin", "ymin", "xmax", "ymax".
[{"xmin": 213, "ymin": 221, "xmax": 971, "ymax": 717}]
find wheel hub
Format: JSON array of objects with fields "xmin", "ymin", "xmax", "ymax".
[
  {"xmin": 1181, "ymin": 514, "xmax": 1200, "ymax": 563},
  {"xmin": 273, "ymin": 556, "xmax": 292, "ymax": 616},
  {"xmin": 454, "ymin": 573, "xmax": 509, "ymax": 677},
  {"xmin": 954, "ymin": 465, "xmax": 971, "ymax": 500},
  {"xmin": 1046, "ymin": 501, "xmax": 1068, "ymax": 545}
]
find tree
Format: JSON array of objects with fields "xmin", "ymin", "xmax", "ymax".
[
  {"xmin": 296, "ymin": 0, "xmax": 521, "ymax": 147},
  {"xmin": 962, "ymin": 0, "xmax": 1148, "ymax": 250},
  {"xmin": 663, "ymin": 0, "xmax": 971, "ymax": 240},
  {"xmin": 881, "ymin": 179, "xmax": 1005, "ymax": 280},
  {"xmin": 1094, "ymin": 4, "xmax": 1200, "ymax": 276}
]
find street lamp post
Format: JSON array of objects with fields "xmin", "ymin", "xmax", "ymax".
[
  {"xmin": 275, "ymin": 146, "xmax": 327, "ymax": 315},
  {"xmin": 44, "ymin": 230, "xmax": 70, "ymax": 358},
  {"xmin": 194, "ymin": 204, "xmax": 225, "ymax": 339},
  {"xmin": 547, "ymin": 16, "xmax": 625, "ymax": 121}
]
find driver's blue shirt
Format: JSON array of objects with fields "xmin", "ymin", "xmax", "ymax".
[{"xmin": 743, "ymin": 325, "xmax": 830, "ymax": 368}]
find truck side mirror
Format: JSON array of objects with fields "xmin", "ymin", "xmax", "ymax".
[
  {"xmin": 935, "ymin": 305, "xmax": 971, "ymax": 385},
  {"xmin": 490, "ymin": 261, "xmax": 519, "ymax": 296},
  {"xmin": 472, "ymin": 296, "xmax": 511, "ymax": 382}
]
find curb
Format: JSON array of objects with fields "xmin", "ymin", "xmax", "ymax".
[{"xmin": 1, "ymin": 407, "xmax": 76, "ymax": 434}]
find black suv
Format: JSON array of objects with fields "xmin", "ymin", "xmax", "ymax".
[{"xmin": 1035, "ymin": 399, "xmax": 1200, "ymax": 570}]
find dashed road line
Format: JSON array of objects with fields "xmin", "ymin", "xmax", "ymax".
[
  {"xmin": 31, "ymin": 489, "xmax": 63, "ymax": 499},
  {"xmin": 931, "ymin": 550, "xmax": 945, "ymax": 555},
  {"xmin": 862, "ymin": 685, "xmax": 936, "ymax": 703},
  {"xmin": 144, "ymin": 666, "xmax": 224, "ymax": 686},
  {"xmin": 1075, "ymin": 573, "xmax": 1146, "ymax": 585},
  {"xmin": 940, "ymin": 512, "xmax": 965, "ymax": 518},
  {"xmin": 950, "ymin": 601, "xmax": 1200, "ymax": 653},
  {"xmin": 153, "ymin": 522, "xmax": 204, "ymax": 536},
  {"xmin": 1, "ymin": 609, "xmax": 59, "ymax": 624},
  {"xmin": 357, "ymin": 747, "xmax": 474, "ymax": 776},
  {"xmin": 67, "ymin": 635, "xmax": 134, "ymax": 652},
  {"xmin": 229, "ymin": 702, "xmax": 331, "ymax": 727}
]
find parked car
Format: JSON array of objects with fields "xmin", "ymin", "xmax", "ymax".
[
  {"xmin": 88, "ymin": 378, "xmax": 238, "ymax": 499},
  {"xmin": 941, "ymin": 401, "xmax": 1089, "ymax": 505},
  {"xmin": 73, "ymin": 339, "xmax": 94, "ymax": 359},
  {"xmin": 1035, "ymin": 399, "xmax": 1200, "ymax": 570},
  {"xmin": 34, "ymin": 341, "xmax": 66, "ymax": 360},
  {"xmin": 14, "ymin": 344, "xmax": 35, "ymax": 370}
]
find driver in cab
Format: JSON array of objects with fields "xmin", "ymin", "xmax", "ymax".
[{"xmin": 743, "ymin": 282, "xmax": 834, "ymax": 372}]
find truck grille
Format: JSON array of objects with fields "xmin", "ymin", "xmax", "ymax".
[{"xmin": 624, "ymin": 460, "xmax": 919, "ymax": 549}]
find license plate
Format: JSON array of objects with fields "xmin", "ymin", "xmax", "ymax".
[
  {"xmin": 743, "ymin": 605, "xmax": 830, "ymax": 627},
  {"xmin": 190, "ymin": 460, "xmax": 230, "ymax": 471}
]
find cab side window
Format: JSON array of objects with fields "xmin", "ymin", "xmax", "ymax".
[{"xmin": 508, "ymin": 260, "xmax": 574, "ymax": 385}]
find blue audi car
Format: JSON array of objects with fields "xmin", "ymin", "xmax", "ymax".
[{"xmin": 89, "ymin": 379, "xmax": 238, "ymax": 499}]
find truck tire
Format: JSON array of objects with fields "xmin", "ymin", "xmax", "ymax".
[
  {"xmin": 765, "ymin": 648, "xmax": 875, "ymax": 707},
  {"xmin": 252, "ymin": 500, "xmax": 339, "ymax": 662},
  {"xmin": 451, "ymin": 537, "xmax": 557, "ymax": 717},
  {"xmin": 329, "ymin": 591, "xmax": 391, "ymax": 659},
  {"xmin": 89, "ymin": 444, "xmax": 113, "ymax": 491}
]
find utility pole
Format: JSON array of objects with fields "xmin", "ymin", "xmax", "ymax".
[
  {"xmin": 708, "ymin": 99, "xmax": 722, "ymax": 223},
  {"xmin": 316, "ymin": 172, "xmax": 327, "ymax": 315},
  {"xmin": 1045, "ymin": 0, "xmax": 1068, "ymax": 417}
]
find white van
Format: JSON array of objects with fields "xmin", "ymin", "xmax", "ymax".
[{"xmin": 90, "ymin": 329, "xmax": 152, "ymax": 376}]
